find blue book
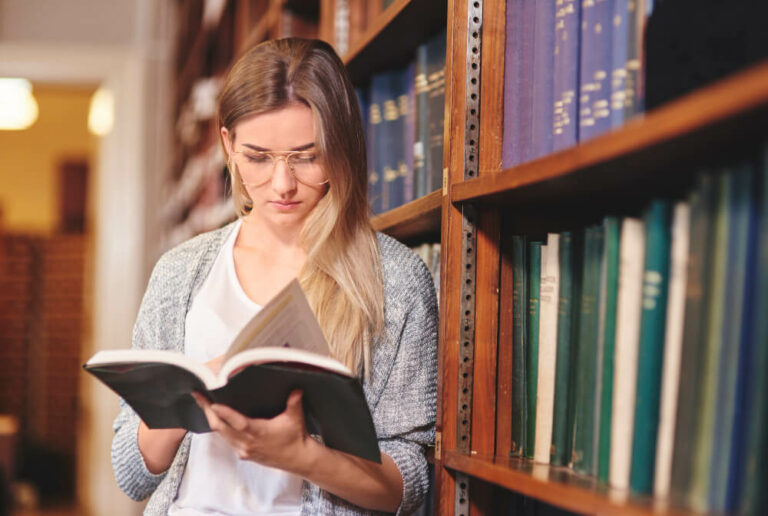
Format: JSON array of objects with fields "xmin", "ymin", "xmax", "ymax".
[
  {"xmin": 387, "ymin": 67, "xmax": 407, "ymax": 210},
  {"xmin": 519, "ymin": 0, "xmax": 537, "ymax": 163},
  {"xmin": 368, "ymin": 73, "xmax": 387, "ymax": 214},
  {"xmin": 623, "ymin": 0, "xmax": 647, "ymax": 118},
  {"xmin": 579, "ymin": 0, "xmax": 614, "ymax": 142},
  {"xmin": 552, "ymin": 0, "xmax": 581, "ymax": 151},
  {"xmin": 403, "ymin": 61, "xmax": 416, "ymax": 204},
  {"xmin": 629, "ymin": 199, "xmax": 672, "ymax": 495},
  {"xmin": 378, "ymin": 70, "xmax": 402, "ymax": 212},
  {"xmin": 610, "ymin": 0, "xmax": 630, "ymax": 127},
  {"xmin": 708, "ymin": 165, "xmax": 755, "ymax": 512},
  {"xmin": 414, "ymin": 43, "xmax": 430, "ymax": 199},
  {"xmin": 426, "ymin": 30, "xmax": 446, "ymax": 193},
  {"xmin": 502, "ymin": 0, "xmax": 525, "ymax": 168},
  {"xmin": 531, "ymin": 0, "xmax": 556, "ymax": 160}
]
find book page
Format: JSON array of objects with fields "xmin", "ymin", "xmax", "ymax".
[{"xmin": 223, "ymin": 279, "xmax": 331, "ymax": 363}]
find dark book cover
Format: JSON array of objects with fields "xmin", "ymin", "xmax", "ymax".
[
  {"xmin": 414, "ymin": 42, "xmax": 430, "ymax": 199},
  {"xmin": 552, "ymin": 0, "xmax": 581, "ymax": 151},
  {"xmin": 380, "ymin": 69, "xmax": 403, "ymax": 212},
  {"xmin": 519, "ymin": 0, "xmax": 537, "ymax": 164},
  {"xmin": 629, "ymin": 199, "xmax": 672, "ymax": 494},
  {"xmin": 503, "ymin": 0, "xmax": 525, "ymax": 169},
  {"xmin": 511, "ymin": 235, "xmax": 529, "ymax": 457},
  {"xmin": 531, "ymin": 0, "xmax": 556, "ymax": 160},
  {"xmin": 597, "ymin": 216, "xmax": 621, "ymax": 483},
  {"xmin": 578, "ymin": 0, "xmax": 613, "ymax": 142},
  {"xmin": 426, "ymin": 30, "xmax": 446, "ymax": 193},
  {"xmin": 402, "ymin": 61, "xmax": 416, "ymax": 205},
  {"xmin": 623, "ymin": 0, "xmax": 647, "ymax": 118},
  {"xmin": 526, "ymin": 240, "xmax": 542, "ymax": 459},
  {"xmin": 367, "ymin": 74, "xmax": 385, "ymax": 214},
  {"xmin": 572, "ymin": 225, "xmax": 604, "ymax": 475},
  {"xmin": 610, "ymin": 0, "xmax": 630, "ymax": 128}
]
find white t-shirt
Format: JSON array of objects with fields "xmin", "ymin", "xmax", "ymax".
[{"xmin": 168, "ymin": 220, "xmax": 303, "ymax": 515}]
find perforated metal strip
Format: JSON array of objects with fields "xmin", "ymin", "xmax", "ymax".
[{"xmin": 455, "ymin": 0, "xmax": 483, "ymax": 511}]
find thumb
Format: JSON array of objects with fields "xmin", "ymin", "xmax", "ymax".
[{"xmin": 285, "ymin": 390, "xmax": 304, "ymax": 417}]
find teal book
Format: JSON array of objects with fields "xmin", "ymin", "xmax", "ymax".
[
  {"xmin": 511, "ymin": 235, "xmax": 528, "ymax": 457},
  {"xmin": 688, "ymin": 175, "xmax": 731, "ymax": 512},
  {"xmin": 550, "ymin": 231, "xmax": 583, "ymax": 466},
  {"xmin": 668, "ymin": 174, "xmax": 716, "ymax": 505},
  {"xmin": 597, "ymin": 217, "xmax": 621, "ymax": 483},
  {"xmin": 572, "ymin": 225, "xmax": 604, "ymax": 475},
  {"xmin": 629, "ymin": 199, "xmax": 672, "ymax": 494},
  {"xmin": 740, "ymin": 145, "xmax": 768, "ymax": 515},
  {"xmin": 525, "ymin": 241, "xmax": 542, "ymax": 458},
  {"xmin": 708, "ymin": 165, "xmax": 754, "ymax": 512}
]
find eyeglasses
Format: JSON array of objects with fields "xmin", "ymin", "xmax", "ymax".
[{"xmin": 231, "ymin": 149, "xmax": 328, "ymax": 188}]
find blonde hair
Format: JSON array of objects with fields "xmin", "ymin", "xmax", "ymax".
[{"xmin": 218, "ymin": 38, "xmax": 384, "ymax": 377}]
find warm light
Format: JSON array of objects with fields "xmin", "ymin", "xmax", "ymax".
[
  {"xmin": 0, "ymin": 78, "xmax": 39, "ymax": 130},
  {"xmin": 88, "ymin": 87, "xmax": 114, "ymax": 136}
]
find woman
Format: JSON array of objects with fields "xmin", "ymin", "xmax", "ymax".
[{"xmin": 111, "ymin": 38, "xmax": 438, "ymax": 515}]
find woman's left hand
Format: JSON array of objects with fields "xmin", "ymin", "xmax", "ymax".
[{"xmin": 190, "ymin": 390, "xmax": 314, "ymax": 475}]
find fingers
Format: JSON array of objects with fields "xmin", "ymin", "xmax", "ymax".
[{"xmin": 211, "ymin": 403, "xmax": 250, "ymax": 432}]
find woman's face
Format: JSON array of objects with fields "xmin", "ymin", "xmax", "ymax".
[{"xmin": 222, "ymin": 103, "xmax": 328, "ymax": 231}]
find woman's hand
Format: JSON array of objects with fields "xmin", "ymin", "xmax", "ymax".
[
  {"xmin": 190, "ymin": 390, "xmax": 315, "ymax": 475},
  {"xmin": 204, "ymin": 355, "xmax": 225, "ymax": 375}
]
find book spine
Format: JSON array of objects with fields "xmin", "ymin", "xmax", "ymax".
[
  {"xmin": 629, "ymin": 199, "xmax": 672, "ymax": 495},
  {"xmin": 579, "ymin": 0, "xmax": 613, "ymax": 142},
  {"xmin": 426, "ymin": 30, "xmax": 447, "ymax": 193},
  {"xmin": 367, "ymin": 77, "xmax": 384, "ymax": 214},
  {"xmin": 609, "ymin": 217, "xmax": 645, "ymax": 490},
  {"xmin": 402, "ymin": 61, "xmax": 416, "ymax": 205},
  {"xmin": 572, "ymin": 225, "xmax": 604, "ymax": 475},
  {"xmin": 531, "ymin": 0, "xmax": 556, "ymax": 160},
  {"xmin": 597, "ymin": 216, "xmax": 621, "ymax": 483},
  {"xmin": 552, "ymin": 0, "xmax": 581, "ymax": 151},
  {"xmin": 381, "ymin": 71, "xmax": 401, "ymax": 212},
  {"xmin": 534, "ymin": 234, "xmax": 560, "ymax": 464},
  {"xmin": 653, "ymin": 201, "xmax": 691, "ymax": 499},
  {"xmin": 623, "ymin": 0, "xmax": 645, "ymax": 118},
  {"xmin": 550, "ymin": 230, "xmax": 582, "ymax": 466},
  {"xmin": 414, "ymin": 44, "xmax": 429, "ymax": 199},
  {"xmin": 511, "ymin": 235, "xmax": 529, "ymax": 457},
  {"xmin": 708, "ymin": 165, "xmax": 754, "ymax": 512},
  {"xmin": 739, "ymin": 145, "xmax": 768, "ymax": 515},
  {"xmin": 688, "ymin": 175, "xmax": 730, "ymax": 512},
  {"xmin": 669, "ymin": 174, "xmax": 716, "ymax": 505},
  {"xmin": 503, "ymin": 0, "xmax": 525, "ymax": 168},
  {"xmin": 526, "ymin": 241, "xmax": 542, "ymax": 459},
  {"xmin": 610, "ymin": 0, "xmax": 630, "ymax": 128},
  {"xmin": 519, "ymin": 0, "xmax": 538, "ymax": 164}
]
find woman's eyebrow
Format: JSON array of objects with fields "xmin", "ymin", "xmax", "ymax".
[{"xmin": 241, "ymin": 142, "xmax": 315, "ymax": 152}]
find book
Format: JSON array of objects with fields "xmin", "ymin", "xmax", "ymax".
[
  {"xmin": 597, "ymin": 216, "xmax": 621, "ymax": 483},
  {"xmin": 380, "ymin": 69, "xmax": 403, "ymax": 212},
  {"xmin": 503, "ymin": 0, "xmax": 525, "ymax": 168},
  {"xmin": 367, "ymin": 79, "xmax": 384, "ymax": 214},
  {"xmin": 534, "ymin": 234, "xmax": 560, "ymax": 464},
  {"xmin": 519, "ymin": 0, "xmax": 537, "ymax": 164},
  {"xmin": 526, "ymin": 240, "xmax": 542, "ymax": 459},
  {"xmin": 552, "ymin": 0, "xmax": 581, "ymax": 151},
  {"xmin": 426, "ymin": 30, "xmax": 447, "ymax": 193},
  {"xmin": 578, "ymin": 0, "xmax": 614, "ymax": 141},
  {"xmin": 402, "ymin": 61, "xmax": 416, "ymax": 205},
  {"xmin": 629, "ymin": 199, "xmax": 672, "ymax": 495},
  {"xmin": 531, "ymin": 0, "xmax": 556, "ymax": 160},
  {"xmin": 84, "ymin": 280, "xmax": 381, "ymax": 463},
  {"xmin": 414, "ymin": 43, "xmax": 430, "ymax": 199},
  {"xmin": 511, "ymin": 235, "xmax": 529, "ymax": 457},
  {"xmin": 609, "ymin": 217, "xmax": 645, "ymax": 490},
  {"xmin": 653, "ymin": 201, "xmax": 691, "ymax": 498},
  {"xmin": 610, "ymin": 0, "xmax": 630, "ymax": 127}
]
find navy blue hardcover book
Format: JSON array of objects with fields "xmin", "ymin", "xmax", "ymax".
[
  {"xmin": 367, "ymin": 73, "xmax": 386, "ymax": 214},
  {"xmin": 426, "ymin": 30, "xmax": 446, "ymax": 193},
  {"xmin": 519, "ymin": 0, "xmax": 537, "ymax": 164},
  {"xmin": 386, "ymin": 68, "xmax": 407, "ymax": 210},
  {"xmin": 531, "ymin": 0, "xmax": 556, "ymax": 160},
  {"xmin": 502, "ymin": 0, "xmax": 525, "ymax": 168},
  {"xmin": 402, "ymin": 60, "xmax": 416, "ymax": 204},
  {"xmin": 610, "ymin": 0, "xmax": 629, "ymax": 127},
  {"xmin": 552, "ymin": 0, "xmax": 581, "ymax": 151},
  {"xmin": 579, "ymin": 0, "xmax": 614, "ymax": 142},
  {"xmin": 414, "ymin": 42, "xmax": 430, "ymax": 199}
]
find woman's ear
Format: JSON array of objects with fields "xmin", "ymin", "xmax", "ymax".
[{"xmin": 220, "ymin": 126, "xmax": 233, "ymax": 156}]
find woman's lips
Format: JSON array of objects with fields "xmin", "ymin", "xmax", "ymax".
[{"xmin": 271, "ymin": 200, "xmax": 300, "ymax": 210}]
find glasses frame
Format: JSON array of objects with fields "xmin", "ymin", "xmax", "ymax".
[{"xmin": 231, "ymin": 149, "xmax": 329, "ymax": 188}]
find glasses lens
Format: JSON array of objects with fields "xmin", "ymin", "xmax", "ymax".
[{"xmin": 237, "ymin": 151, "xmax": 327, "ymax": 186}]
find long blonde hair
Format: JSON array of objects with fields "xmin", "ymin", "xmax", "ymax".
[{"xmin": 218, "ymin": 38, "xmax": 384, "ymax": 377}]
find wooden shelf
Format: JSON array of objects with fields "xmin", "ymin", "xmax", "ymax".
[
  {"xmin": 451, "ymin": 59, "xmax": 768, "ymax": 208},
  {"xmin": 442, "ymin": 452, "xmax": 695, "ymax": 516},
  {"xmin": 343, "ymin": 0, "xmax": 446, "ymax": 84},
  {"xmin": 371, "ymin": 190, "xmax": 441, "ymax": 243}
]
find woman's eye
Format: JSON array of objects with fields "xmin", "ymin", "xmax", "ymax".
[
  {"xmin": 245, "ymin": 154, "xmax": 270, "ymax": 164},
  {"xmin": 294, "ymin": 155, "xmax": 316, "ymax": 164}
]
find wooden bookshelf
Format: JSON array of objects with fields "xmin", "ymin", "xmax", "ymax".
[{"xmin": 371, "ymin": 190, "xmax": 441, "ymax": 242}]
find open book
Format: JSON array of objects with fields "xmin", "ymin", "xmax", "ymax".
[{"xmin": 84, "ymin": 280, "xmax": 380, "ymax": 463}]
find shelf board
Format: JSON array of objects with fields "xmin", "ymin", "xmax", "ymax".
[
  {"xmin": 451, "ymin": 59, "xmax": 768, "ymax": 207},
  {"xmin": 442, "ymin": 452, "xmax": 694, "ymax": 516},
  {"xmin": 343, "ymin": 0, "xmax": 447, "ymax": 84},
  {"xmin": 371, "ymin": 190, "xmax": 441, "ymax": 242}
]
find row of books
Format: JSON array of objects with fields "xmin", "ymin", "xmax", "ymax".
[
  {"xmin": 356, "ymin": 30, "xmax": 446, "ymax": 215},
  {"xmin": 502, "ymin": 0, "xmax": 654, "ymax": 168},
  {"xmin": 511, "ymin": 145, "xmax": 768, "ymax": 514}
]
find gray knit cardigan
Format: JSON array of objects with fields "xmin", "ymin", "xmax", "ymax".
[{"xmin": 111, "ymin": 222, "xmax": 438, "ymax": 515}]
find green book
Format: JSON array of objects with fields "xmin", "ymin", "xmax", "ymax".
[
  {"xmin": 688, "ymin": 175, "xmax": 730, "ymax": 511},
  {"xmin": 525, "ymin": 241, "xmax": 542, "ymax": 459},
  {"xmin": 572, "ymin": 225, "xmax": 604, "ymax": 475},
  {"xmin": 511, "ymin": 235, "xmax": 528, "ymax": 457},
  {"xmin": 669, "ymin": 174, "xmax": 716, "ymax": 505},
  {"xmin": 597, "ymin": 217, "xmax": 621, "ymax": 483},
  {"xmin": 629, "ymin": 199, "xmax": 673, "ymax": 494},
  {"xmin": 550, "ymin": 231, "xmax": 583, "ymax": 466},
  {"xmin": 741, "ymin": 145, "xmax": 768, "ymax": 515}
]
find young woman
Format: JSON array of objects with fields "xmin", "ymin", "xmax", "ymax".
[{"xmin": 111, "ymin": 38, "xmax": 438, "ymax": 515}]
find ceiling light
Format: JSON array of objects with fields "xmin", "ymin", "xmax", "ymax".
[{"xmin": 0, "ymin": 78, "xmax": 39, "ymax": 131}]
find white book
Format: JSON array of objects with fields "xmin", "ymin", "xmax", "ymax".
[
  {"xmin": 609, "ymin": 217, "xmax": 646, "ymax": 490},
  {"xmin": 534, "ymin": 234, "xmax": 560, "ymax": 464},
  {"xmin": 654, "ymin": 202, "xmax": 691, "ymax": 498}
]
